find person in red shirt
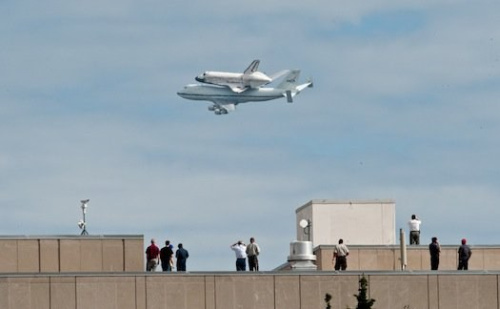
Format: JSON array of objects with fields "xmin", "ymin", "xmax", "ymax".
[{"xmin": 145, "ymin": 238, "xmax": 160, "ymax": 271}]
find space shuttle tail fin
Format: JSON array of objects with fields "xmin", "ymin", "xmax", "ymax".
[{"xmin": 243, "ymin": 60, "xmax": 260, "ymax": 74}]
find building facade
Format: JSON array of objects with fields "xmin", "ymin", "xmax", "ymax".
[
  {"xmin": 0, "ymin": 235, "xmax": 144, "ymax": 273},
  {"xmin": 295, "ymin": 199, "xmax": 396, "ymax": 246},
  {"xmin": 1, "ymin": 271, "xmax": 499, "ymax": 309}
]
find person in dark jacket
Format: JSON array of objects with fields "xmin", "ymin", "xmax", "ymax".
[
  {"xmin": 175, "ymin": 243, "xmax": 189, "ymax": 272},
  {"xmin": 429, "ymin": 237, "xmax": 441, "ymax": 270},
  {"xmin": 457, "ymin": 238, "xmax": 472, "ymax": 270},
  {"xmin": 160, "ymin": 240, "xmax": 174, "ymax": 271}
]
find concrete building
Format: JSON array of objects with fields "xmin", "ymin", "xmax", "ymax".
[
  {"xmin": 295, "ymin": 199, "xmax": 396, "ymax": 246},
  {"xmin": 2, "ymin": 199, "xmax": 500, "ymax": 308},
  {"xmin": 314, "ymin": 244, "xmax": 500, "ymax": 271},
  {"xmin": 0, "ymin": 235, "xmax": 144, "ymax": 273},
  {"xmin": 2, "ymin": 271, "xmax": 500, "ymax": 308},
  {"xmin": 1, "ymin": 234, "xmax": 500, "ymax": 308}
]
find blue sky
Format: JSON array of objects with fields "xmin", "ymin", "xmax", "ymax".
[{"xmin": 1, "ymin": 1, "xmax": 499, "ymax": 271}]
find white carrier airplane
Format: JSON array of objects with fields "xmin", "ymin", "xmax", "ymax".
[
  {"xmin": 178, "ymin": 70, "xmax": 313, "ymax": 115},
  {"xmin": 195, "ymin": 60, "xmax": 272, "ymax": 93}
]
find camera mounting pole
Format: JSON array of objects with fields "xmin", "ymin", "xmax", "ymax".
[{"xmin": 78, "ymin": 199, "xmax": 89, "ymax": 235}]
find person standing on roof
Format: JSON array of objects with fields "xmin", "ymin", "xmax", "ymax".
[
  {"xmin": 246, "ymin": 237, "xmax": 261, "ymax": 271},
  {"xmin": 231, "ymin": 240, "xmax": 247, "ymax": 271},
  {"xmin": 457, "ymin": 238, "xmax": 472, "ymax": 270},
  {"xmin": 333, "ymin": 238, "xmax": 349, "ymax": 271},
  {"xmin": 145, "ymin": 239, "xmax": 160, "ymax": 271},
  {"xmin": 160, "ymin": 240, "xmax": 174, "ymax": 271},
  {"xmin": 175, "ymin": 243, "xmax": 189, "ymax": 272},
  {"xmin": 429, "ymin": 237, "xmax": 441, "ymax": 270},
  {"xmin": 408, "ymin": 214, "xmax": 422, "ymax": 245}
]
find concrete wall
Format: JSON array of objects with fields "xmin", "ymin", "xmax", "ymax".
[
  {"xmin": 0, "ymin": 272, "xmax": 499, "ymax": 309},
  {"xmin": 0, "ymin": 235, "xmax": 144, "ymax": 273},
  {"xmin": 315, "ymin": 244, "xmax": 500, "ymax": 271},
  {"xmin": 296, "ymin": 199, "xmax": 396, "ymax": 246}
]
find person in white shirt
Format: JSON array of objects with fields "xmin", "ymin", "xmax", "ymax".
[
  {"xmin": 230, "ymin": 241, "xmax": 247, "ymax": 271},
  {"xmin": 333, "ymin": 238, "xmax": 349, "ymax": 271},
  {"xmin": 408, "ymin": 214, "xmax": 422, "ymax": 245}
]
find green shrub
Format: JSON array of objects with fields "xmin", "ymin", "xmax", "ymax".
[
  {"xmin": 353, "ymin": 275, "xmax": 375, "ymax": 309},
  {"xmin": 324, "ymin": 293, "xmax": 332, "ymax": 309}
]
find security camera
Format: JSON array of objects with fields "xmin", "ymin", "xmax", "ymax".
[{"xmin": 78, "ymin": 220, "xmax": 85, "ymax": 229}]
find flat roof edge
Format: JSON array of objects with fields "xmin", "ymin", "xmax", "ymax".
[
  {"xmin": 315, "ymin": 244, "xmax": 500, "ymax": 249},
  {"xmin": 1, "ymin": 270, "xmax": 500, "ymax": 278},
  {"xmin": 296, "ymin": 199, "xmax": 396, "ymax": 213},
  {"xmin": 0, "ymin": 235, "xmax": 144, "ymax": 240}
]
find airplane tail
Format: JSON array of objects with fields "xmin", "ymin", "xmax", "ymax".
[
  {"xmin": 276, "ymin": 70, "xmax": 313, "ymax": 103},
  {"xmin": 277, "ymin": 70, "xmax": 301, "ymax": 90},
  {"xmin": 268, "ymin": 69, "xmax": 290, "ymax": 82}
]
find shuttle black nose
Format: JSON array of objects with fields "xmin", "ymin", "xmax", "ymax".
[{"xmin": 195, "ymin": 76, "xmax": 204, "ymax": 83}]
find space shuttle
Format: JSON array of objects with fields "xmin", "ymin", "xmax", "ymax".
[
  {"xmin": 195, "ymin": 60, "xmax": 273, "ymax": 93},
  {"xmin": 179, "ymin": 70, "xmax": 313, "ymax": 115}
]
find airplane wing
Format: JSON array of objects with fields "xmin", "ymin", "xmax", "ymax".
[
  {"xmin": 229, "ymin": 85, "xmax": 248, "ymax": 93},
  {"xmin": 218, "ymin": 81, "xmax": 250, "ymax": 93},
  {"xmin": 220, "ymin": 103, "xmax": 236, "ymax": 111}
]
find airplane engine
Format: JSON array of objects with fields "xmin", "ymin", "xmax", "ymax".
[{"xmin": 214, "ymin": 108, "xmax": 228, "ymax": 115}]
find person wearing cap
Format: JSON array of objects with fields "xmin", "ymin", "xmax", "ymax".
[
  {"xmin": 230, "ymin": 240, "xmax": 247, "ymax": 271},
  {"xmin": 408, "ymin": 214, "xmax": 422, "ymax": 245},
  {"xmin": 429, "ymin": 237, "xmax": 441, "ymax": 270},
  {"xmin": 458, "ymin": 238, "xmax": 472, "ymax": 270}
]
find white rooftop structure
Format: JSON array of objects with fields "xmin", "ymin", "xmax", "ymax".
[{"xmin": 295, "ymin": 199, "xmax": 396, "ymax": 247}]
